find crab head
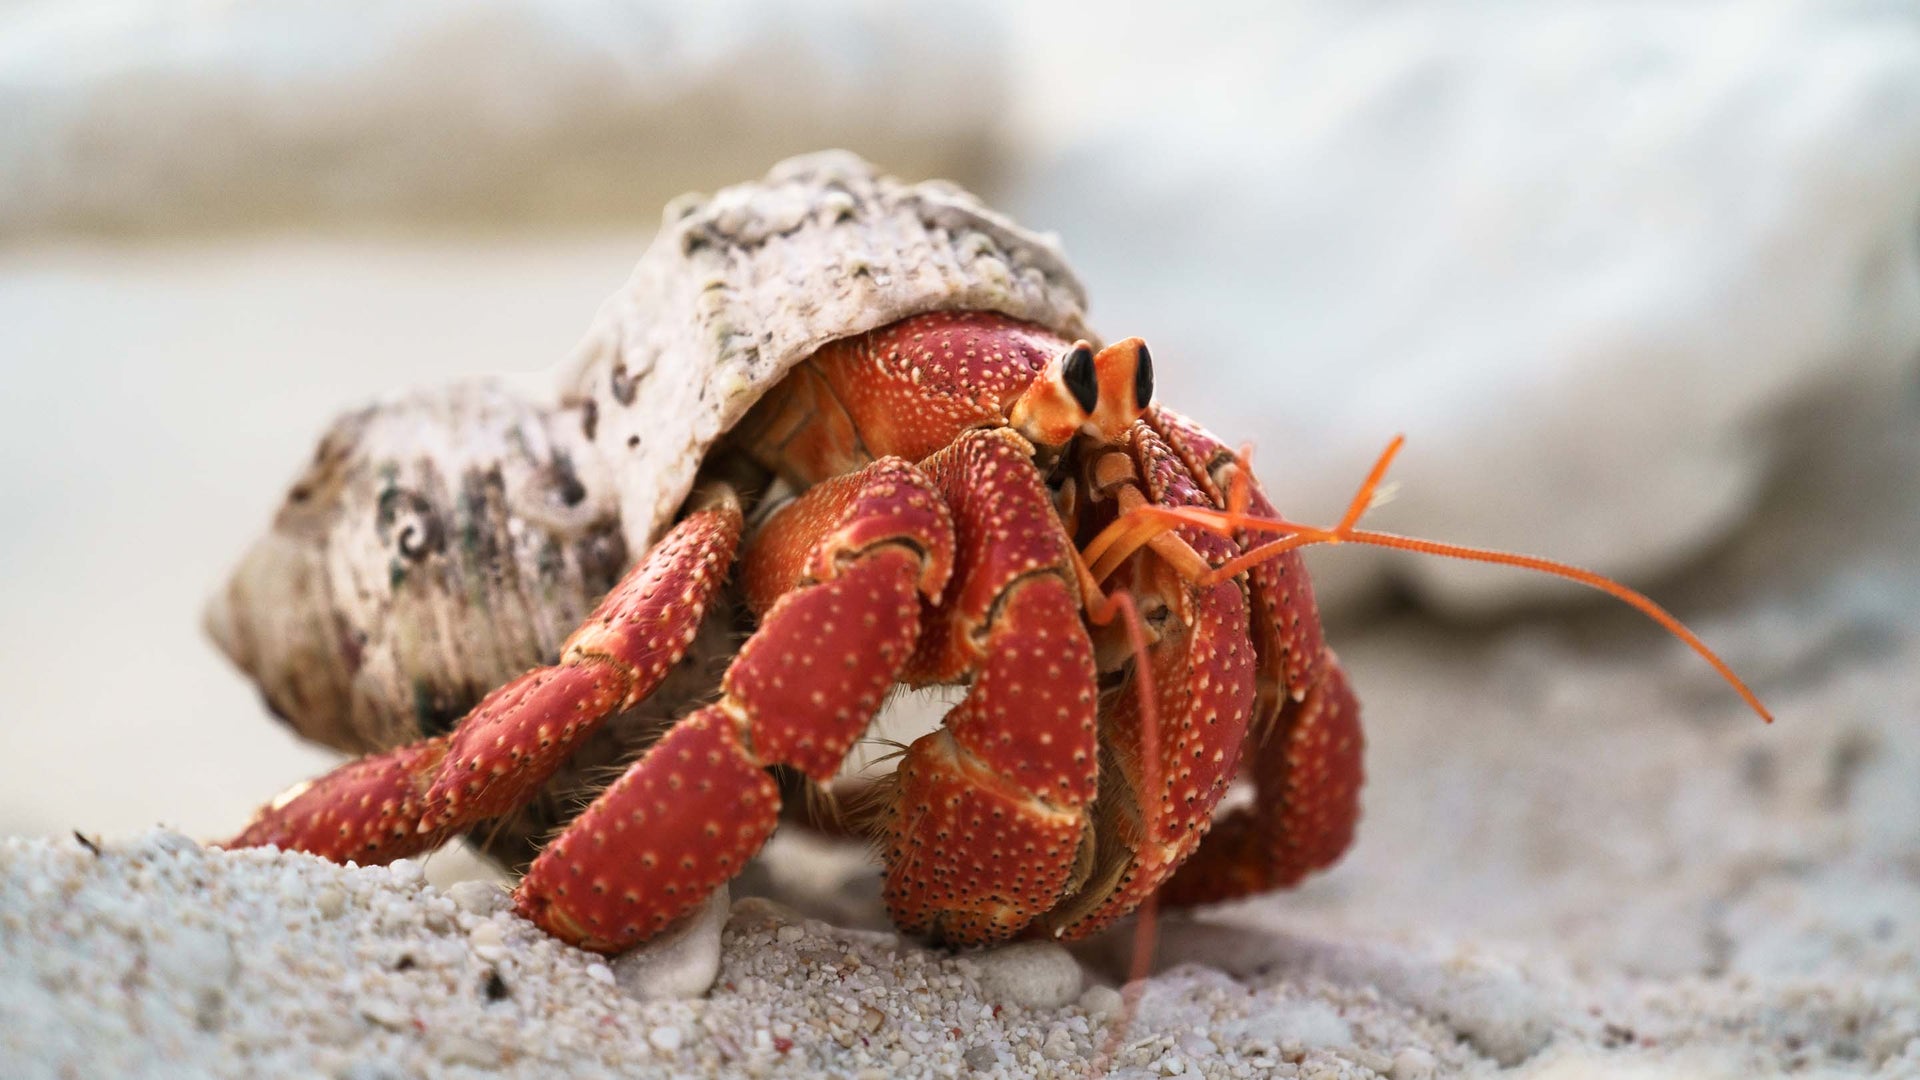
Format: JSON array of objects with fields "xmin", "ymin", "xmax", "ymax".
[{"xmin": 1011, "ymin": 337, "xmax": 1155, "ymax": 451}]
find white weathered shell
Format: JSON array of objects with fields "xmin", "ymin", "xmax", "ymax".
[
  {"xmin": 559, "ymin": 150, "xmax": 1094, "ymax": 557},
  {"xmin": 205, "ymin": 383, "xmax": 632, "ymax": 755}
]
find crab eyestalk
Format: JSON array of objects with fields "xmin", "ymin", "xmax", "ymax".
[{"xmin": 1011, "ymin": 338, "xmax": 1155, "ymax": 449}]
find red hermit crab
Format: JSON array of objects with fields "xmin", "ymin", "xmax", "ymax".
[{"xmin": 213, "ymin": 153, "xmax": 1766, "ymax": 954}]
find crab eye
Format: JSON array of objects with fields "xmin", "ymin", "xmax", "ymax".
[
  {"xmin": 1061, "ymin": 343, "xmax": 1099, "ymax": 414},
  {"xmin": 1134, "ymin": 343, "xmax": 1154, "ymax": 409}
]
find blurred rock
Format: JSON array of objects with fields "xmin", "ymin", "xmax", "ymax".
[
  {"xmin": 1009, "ymin": 0, "xmax": 1920, "ymax": 616},
  {"xmin": 0, "ymin": 0, "xmax": 1006, "ymax": 235}
]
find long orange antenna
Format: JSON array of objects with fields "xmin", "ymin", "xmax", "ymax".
[
  {"xmin": 1103, "ymin": 436, "xmax": 1773, "ymax": 724},
  {"xmin": 1334, "ymin": 434, "xmax": 1403, "ymax": 534}
]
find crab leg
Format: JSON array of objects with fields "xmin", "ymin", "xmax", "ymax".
[
  {"xmin": 881, "ymin": 428, "xmax": 1103, "ymax": 946},
  {"xmin": 513, "ymin": 460, "xmax": 955, "ymax": 952},
  {"xmin": 1150, "ymin": 408, "xmax": 1330, "ymax": 713},
  {"xmin": 1039, "ymin": 423, "xmax": 1260, "ymax": 940},
  {"xmin": 226, "ymin": 499, "xmax": 744, "ymax": 863},
  {"xmin": 1157, "ymin": 659, "xmax": 1363, "ymax": 904},
  {"xmin": 1147, "ymin": 409, "xmax": 1366, "ymax": 902}
]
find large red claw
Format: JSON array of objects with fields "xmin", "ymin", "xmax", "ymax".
[
  {"xmin": 1041, "ymin": 423, "xmax": 1259, "ymax": 940},
  {"xmin": 1150, "ymin": 407, "xmax": 1329, "ymax": 713},
  {"xmin": 1141, "ymin": 408, "xmax": 1366, "ymax": 904},
  {"xmin": 887, "ymin": 725, "xmax": 1089, "ymax": 945},
  {"xmin": 882, "ymin": 429, "xmax": 1101, "ymax": 945},
  {"xmin": 1043, "ymin": 552, "xmax": 1258, "ymax": 939}
]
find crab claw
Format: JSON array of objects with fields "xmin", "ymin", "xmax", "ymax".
[
  {"xmin": 1146, "ymin": 408, "xmax": 1365, "ymax": 904},
  {"xmin": 1035, "ymin": 422, "xmax": 1260, "ymax": 940},
  {"xmin": 880, "ymin": 428, "xmax": 1103, "ymax": 945}
]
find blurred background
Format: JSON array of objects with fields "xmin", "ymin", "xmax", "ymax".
[{"xmin": 2, "ymin": 0, "xmax": 1917, "ymax": 964}]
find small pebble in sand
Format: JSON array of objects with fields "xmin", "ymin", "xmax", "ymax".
[
  {"xmin": 468, "ymin": 920, "xmax": 506, "ymax": 961},
  {"xmin": 611, "ymin": 885, "xmax": 728, "ymax": 1001},
  {"xmin": 1078, "ymin": 984, "xmax": 1125, "ymax": 1022},
  {"xmin": 359, "ymin": 998, "xmax": 408, "ymax": 1031},
  {"xmin": 962, "ymin": 940, "xmax": 1084, "ymax": 1010},
  {"xmin": 446, "ymin": 880, "xmax": 499, "ymax": 915},
  {"xmin": 1390, "ymin": 1047, "xmax": 1439, "ymax": 1080},
  {"xmin": 648, "ymin": 1025, "xmax": 683, "ymax": 1051}
]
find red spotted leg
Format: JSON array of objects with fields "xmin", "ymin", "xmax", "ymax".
[
  {"xmin": 1148, "ymin": 410, "xmax": 1366, "ymax": 901},
  {"xmin": 1038, "ymin": 421, "xmax": 1260, "ymax": 940},
  {"xmin": 513, "ymin": 459, "xmax": 956, "ymax": 952},
  {"xmin": 1149, "ymin": 409, "xmax": 1329, "ymax": 721},
  {"xmin": 1157, "ymin": 661, "xmax": 1362, "ymax": 904},
  {"xmin": 226, "ymin": 497, "xmax": 745, "ymax": 863},
  {"xmin": 881, "ymin": 428, "xmax": 1103, "ymax": 946}
]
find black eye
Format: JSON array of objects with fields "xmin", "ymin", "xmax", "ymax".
[
  {"xmin": 1062, "ymin": 343, "xmax": 1098, "ymax": 414},
  {"xmin": 1134, "ymin": 343, "xmax": 1154, "ymax": 409}
]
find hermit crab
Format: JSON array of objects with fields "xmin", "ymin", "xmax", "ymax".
[{"xmin": 210, "ymin": 153, "xmax": 1766, "ymax": 954}]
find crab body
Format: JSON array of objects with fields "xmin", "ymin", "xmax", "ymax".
[
  {"xmin": 218, "ymin": 155, "xmax": 1364, "ymax": 953},
  {"xmin": 228, "ymin": 307, "xmax": 1363, "ymax": 952}
]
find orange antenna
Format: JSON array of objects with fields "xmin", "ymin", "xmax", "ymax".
[{"xmin": 1090, "ymin": 435, "xmax": 1773, "ymax": 724}]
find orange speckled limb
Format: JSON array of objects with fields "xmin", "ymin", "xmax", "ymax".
[
  {"xmin": 1147, "ymin": 409, "xmax": 1367, "ymax": 900},
  {"xmin": 224, "ymin": 736, "xmax": 456, "ymax": 863},
  {"xmin": 514, "ymin": 459, "xmax": 956, "ymax": 952},
  {"xmin": 226, "ymin": 500, "xmax": 744, "ymax": 862},
  {"xmin": 881, "ymin": 428, "xmax": 1102, "ymax": 945},
  {"xmin": 1040, "ymin": 422, "xmax": 1260, "ymax": 940},
  {"xmin": 1150, "ymin": 408, "xmax": 1330, "ymax": 716},
  {"xmin": 1158, "ymin": 658, "xmax": 1362, "ymax": 904}
]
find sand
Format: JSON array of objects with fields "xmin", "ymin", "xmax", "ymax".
[
  {"xmin": 1, "ymin": 818, "xmax": 1911, "ymax": 1080},
  {"xmin": 1, "ymin": 831, "xmax": 1471, "ymax": 1079}
]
